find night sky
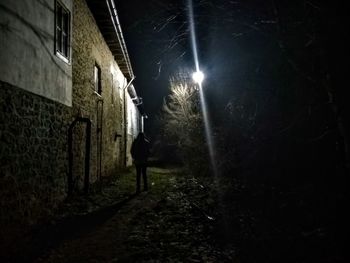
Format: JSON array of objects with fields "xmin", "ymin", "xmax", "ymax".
[
  {"xmin": 117, "ymin": 0, "xmax": 187, "ymax": 118},
  {"xmin": 116, "ymin": 0, "xmax": 349, "ymax": 138}
]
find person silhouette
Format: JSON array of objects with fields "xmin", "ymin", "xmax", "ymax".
[{"xmin": 130, "ymin": 132, "xmax": 150, "ymax": 193}]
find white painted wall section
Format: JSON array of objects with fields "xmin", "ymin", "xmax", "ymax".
[{"xmin": 0, "ymin": 0, "xmax": 72, "ymax": 106}]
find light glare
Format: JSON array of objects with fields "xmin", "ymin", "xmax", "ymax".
[{"xmin": 192, "ymin": 71, "xmax": 204, "ymax": 84}]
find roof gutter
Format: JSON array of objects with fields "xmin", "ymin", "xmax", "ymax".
[{"xmin": 106, "ymin": 0, "xmax": 134, "ymax": 79}]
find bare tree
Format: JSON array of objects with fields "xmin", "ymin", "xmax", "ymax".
[{"xmin": 159, "ymin": 68, "xmax": 209, "ymax": 174}]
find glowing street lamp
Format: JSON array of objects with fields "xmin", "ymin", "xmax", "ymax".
[{"xmin": 192, "ymin": 70, "xmax": 204, "ymax": 85}]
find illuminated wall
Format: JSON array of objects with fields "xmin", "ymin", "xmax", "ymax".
[{"xmin": 0, "ymin": 0, "xmax": 72, "ymax": 106}]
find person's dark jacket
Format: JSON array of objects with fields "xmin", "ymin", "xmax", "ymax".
[{"xmin": 131, "ymin": 134, "xmax": 150, "ymax": 165}]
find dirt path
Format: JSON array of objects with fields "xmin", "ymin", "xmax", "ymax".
[
  {"xmin": 36, "ymin": 194, "xmax": 157, "ymax": 262},
  {"xmin": 3, "ymin": 166, "xmax": 345, "ymax": 263},
  {"xmin": 33, "ymin": 167, "xmax": 235, "ymax": 263}
]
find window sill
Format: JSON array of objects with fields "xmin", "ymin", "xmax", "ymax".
[
  {"xmin": 93, "ymin": 91, "xmax": 102, "ymax": 98},
  {"xmin": 55, "ymin": 51, "xmax": 70, "ymax": 64}
]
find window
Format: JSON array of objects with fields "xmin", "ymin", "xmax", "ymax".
[
  {"xmin": 94, "ymin": 64, "xmax": 102, "ymax": 94},
  {"xmin": 55, "ymin": 1, "xmax": 70, "ymax": 61}
]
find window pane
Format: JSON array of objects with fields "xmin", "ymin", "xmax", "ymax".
[
  {"xmin": 94, "ymin": 65, "xmax": 102, "ymax": 94},
  {"xmin": 55, "ymin": 2, "xmax": 70, "ymax": 59},
  {"xmin": 63, "ymin": 12, "xmax": 69, "ymax": 33},
  {"xmin": 94, "ymin": 66, "xmax": 98, "ymax": 92},
  {"xmin": 62, "ymin": 34, "xmax": 67, "ymax": 56},
  {"xmin": 56, "ymin": 29, "xmax": 62, "ymax": 52},
  {"xmin": 56, "ymin": 5, "xmax": 62, "ymax": 29}
]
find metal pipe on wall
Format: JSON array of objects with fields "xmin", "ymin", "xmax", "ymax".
[
  {"xmin": 123, "ymin": 76, "xmax": 135, "ymax": 166},
  {"xmin": 96, "ymin": 99, "xmax": 104, "ymax": 183},
  {"xmin": 68, "ymin": 117, "xmax": 92, "ymax": 196}
]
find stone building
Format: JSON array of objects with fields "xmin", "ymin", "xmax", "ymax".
[{"xmin": 0, "ymin": 0, "xmax": 143, "ymax": 225}]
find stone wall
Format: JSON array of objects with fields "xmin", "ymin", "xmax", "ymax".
[
  {"xmin": 0, "ymin": 0, "xmax": 132, "ymax": 226},
  {"xmin": 0, "ymin": 81, "xmax": 70, "ymax": 224},
  {"xmin": 70, "ymin": 0, "xmax": 127, "ymax": 188}
]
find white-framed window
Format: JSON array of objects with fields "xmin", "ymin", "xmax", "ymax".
[
  {"xmin": 55, "ymin": 0, "xmax": 71, "ymax": 62},
  {"xmin": 94, "ymin": 63, "xmax": 102, "ymax": 94}
]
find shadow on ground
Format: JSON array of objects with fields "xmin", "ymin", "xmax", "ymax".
[{"xmin": 4, "ymin": 193, "xmax": 138, "ymax": 263}]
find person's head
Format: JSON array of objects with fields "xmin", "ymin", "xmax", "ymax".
[{"xmin": 137, "ymin": 132, "xmax": 145, "ymax": 140}]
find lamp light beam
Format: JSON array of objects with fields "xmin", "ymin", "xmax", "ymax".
[{"xmin": 188, "ymin": 0, "xmax": 218, "ymax": 178}]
